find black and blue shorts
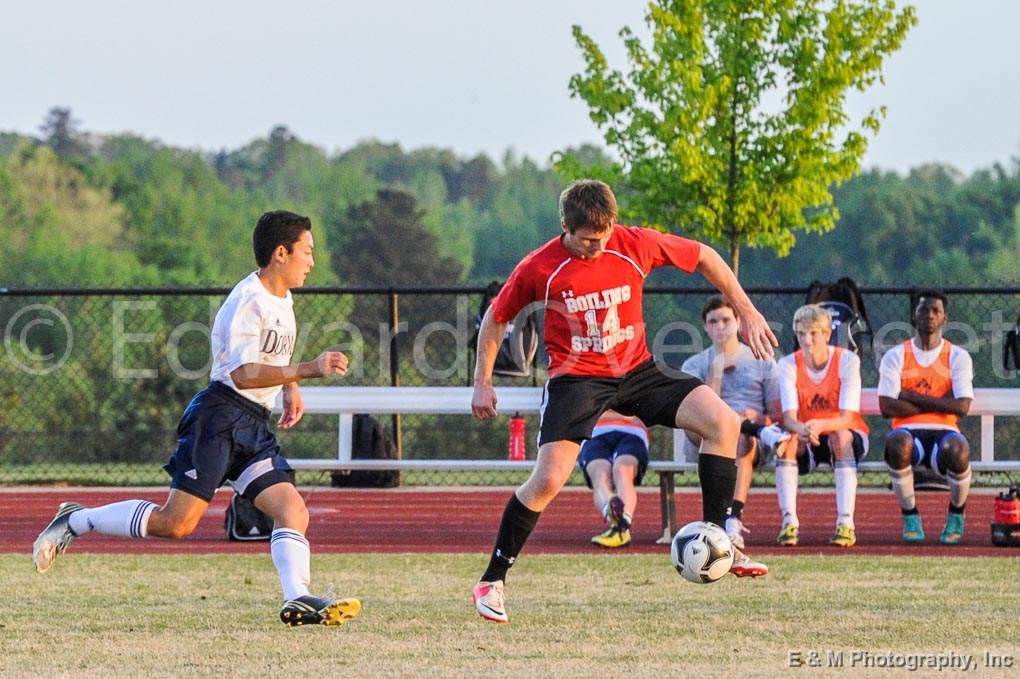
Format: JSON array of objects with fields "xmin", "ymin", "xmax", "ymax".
[
  {"xmin": 888, "ymin": 427, "xmax": 967, "ymax": 476},
  {"xmin": 538, "ymin": 359, "xmax": 703, "ymax": 446},
  {"xmin": 798, "ymin": 431, "xmax": 868, "ymax": 475},
  {"xmin": 163, "ymin": 382, "xmax": 293, "ymax": 503},
  {"xmin": 578, "ymin": 430, "xmax": 649, "ymax": 489}
]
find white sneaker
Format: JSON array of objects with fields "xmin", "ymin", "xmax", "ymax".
[
  {"xmin": 725, "ymin": 516, "xmax": 748, "ymax": 551},
  {"xmin": 32, "ymin": 502, "xmax": 84, "ymax": 573},
  {"xmin": 729, "ymin": 547, "xmax": 768, "ymax": 577},
  {"xmin": 758, "ymin": 424, "xmax": 791, "ymax": 452},
  {"xmin": 472, "ymin": 580, "xmax": 508, "ymax": 623}
]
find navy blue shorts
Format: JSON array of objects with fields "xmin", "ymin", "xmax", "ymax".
[
  {"xmin": 798, "ymin": 431, "xmax": 868, "ymax": 475},
  {"xmin": 578, "ymin": 431, "xmax": 649, "ymax": 489},
  {"xmin": 888, "ymin": 427, "xmax": 967, "ymax": 476},
  {"xmin": 163, "ymin": 382, "xmax": 293, "ymax": 503}
]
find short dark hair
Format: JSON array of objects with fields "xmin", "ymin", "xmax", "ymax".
[
  {"xmin": 558, "ymin": 179, "xmax": 618, "ymax": 233},
  {"xmin": 253, "ymin": 211, "xmax": 312, "ymax": 267},
  {"xmin": 916, "ymin": 289, "xmax": 948, "ymax": 309},
  {"xmin": 701, "ymin": 295, "xmax": 735, "ymax": 321}
]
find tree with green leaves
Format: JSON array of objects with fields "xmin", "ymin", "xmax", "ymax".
[
  {"xmin": 40, "ymin": 107, "xmax": 87, "ymax": 160},
  {"xmin": 328, "ymin": 189, "xmax": 462, "ymax": 286},
  {"xmin": 561, "ymin": 0, "xmax": 917, "ymax": 275}
]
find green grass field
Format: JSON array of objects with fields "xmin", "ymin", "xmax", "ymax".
[{"xmin": 2, "ymin": 553, "xmax": 1017, "ymax": 678}]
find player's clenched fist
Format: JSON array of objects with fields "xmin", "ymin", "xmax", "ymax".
[{"xmin": 315, "ymin": 350, "xmax": 349, "ymax": 377}]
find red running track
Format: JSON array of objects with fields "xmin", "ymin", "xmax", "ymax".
[{"xmin": 1, "ymin": 488, "xmax": 1014, "ymax": 557}]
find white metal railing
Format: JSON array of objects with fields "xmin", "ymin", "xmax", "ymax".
[{"xmin": 278, "ymin": 386, "xmax": 1020, "ymax": 471}]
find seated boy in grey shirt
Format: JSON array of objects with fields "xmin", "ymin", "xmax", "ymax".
[{"xmin": 682, "ymin": 295, "xmax": 788, "ymax": 549}]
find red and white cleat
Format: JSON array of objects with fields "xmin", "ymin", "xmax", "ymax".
[
  {"xmin": 472, "ymin": 580, "xmax": 508, "ymax": 623},
  {"xmin": 729, "ymin": 548, "xmax": 768, "ymax": 578}
]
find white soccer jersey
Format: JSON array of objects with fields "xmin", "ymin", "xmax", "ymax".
[
  {"xmin": 777, "ymin": 346, "xmax": 862, "ymax": 415},
  {"xmin": 877, "ymin": 339, "xmax": 974, "ymax": 401},
  {"xmin": 210, "ymin": 271, "xmax": 297, "ymax": 409}
]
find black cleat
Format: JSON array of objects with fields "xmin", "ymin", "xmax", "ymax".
[
  {"xmin": 280, "ymin": 594, "xmax": 361, "ymax": 627},
  {"xmin": 32, "ymin": 502, "xmax": 84, "ymax": 573}
]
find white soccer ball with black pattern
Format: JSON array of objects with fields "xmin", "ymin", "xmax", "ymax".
[{"xmin": 670, "ymin": 521, "xmax": 734, "ymax": 584}]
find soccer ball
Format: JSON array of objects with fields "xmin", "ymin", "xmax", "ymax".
[{"xmin": 670, "ymin": 521, "xmax": 734, "ymax": 584}]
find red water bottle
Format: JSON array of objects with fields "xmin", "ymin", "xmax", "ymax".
[{"xmin": 508, "ymin": 413, "xmax": 526, "ymax": 461}]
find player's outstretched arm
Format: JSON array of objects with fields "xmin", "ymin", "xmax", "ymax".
[
  {"xmin": 694, "ymin": 244, "xmax": 778, "ymax": 359},
  {"xmin": 472, "ymin": 307, "xmax": 508, "ymax": 420},
  {"xmin": 230, "ymin": 350, "xmax": 349, "ymax": 390}
]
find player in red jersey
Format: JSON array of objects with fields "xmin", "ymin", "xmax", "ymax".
[{"xmin": 470, "ymin": 180, "xmax": 777, "ymax": 623}]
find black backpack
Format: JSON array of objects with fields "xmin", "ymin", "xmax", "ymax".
[
  {"xmin": 330, "ymin": 414, "xmax": 400, "ymax": 488},
  {"xmin": 805, "ymin": 278, "xmax": 872, "ymax": 355},
  {"xmin": 224, "ymin": 469, "xmax": 296, "ymax": 541},
  {"xmin": 1003, "ymin": 316, "xmax": 1019, "ymax": 375},
  {"xmin": 473, "ymin": 281, "xmax": 540, "ymax": 378}
]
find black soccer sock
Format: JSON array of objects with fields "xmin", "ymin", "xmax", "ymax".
[
  {"xmin": 949, "ymin": 502, "xmax": 966, "ymax": 514},
  {"xmin": 740, "ymin": 420, "xmax": 765, "ymax": 438},
  {"xmin": 902, "ymin": 506, "xmax": 921, "ymax": 516},
  {"xmin": 699, "ymin": 454, "xmax": 737, "ymax": 528},
  {"xmin": 730, "ymin": 499, "xmax": 745, "ymax": 520},
  {"xmin": 480, "ymin": 493, "xmax": 541, "ymax": 583}
]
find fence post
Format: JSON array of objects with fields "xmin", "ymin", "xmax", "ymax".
[{"xmin": 389, "ymin": 289, "xmax": 403, "ymax": 458}]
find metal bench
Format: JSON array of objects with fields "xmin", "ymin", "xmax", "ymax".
[{"xmin": 278, "ymin": 386, "xmax": 1020, "ymax": 539}]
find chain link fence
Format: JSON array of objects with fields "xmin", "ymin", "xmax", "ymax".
[{"xmin": 1, "ymin": 285, "xmax": 1018, "ymax": 488}]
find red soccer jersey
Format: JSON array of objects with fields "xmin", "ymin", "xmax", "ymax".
[{"xmin": 490, "ymin": 225, "xmax": 700, "ymax": 377}]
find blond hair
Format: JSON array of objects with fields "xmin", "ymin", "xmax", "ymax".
[{"xmin": 793, "ymin": 304, "xmax": 832, "ymax": 333}]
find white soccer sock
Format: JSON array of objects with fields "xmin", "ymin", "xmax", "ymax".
[
  {"xmin": 68, "ymin": 500, "xmax": 157, "ymax": 538},
  {"xmin": 948, "ymin": 466, "xmax": 972, "ymax": 510},
  {"xmin": 834, "ymin": 461, "xmax": 858, "ymax": 528},
  {"xmin": 271, "ymin": 528, "xmax": 311, "ymax": 601},
  {"xmin": 775, "ymin": 460, "xmax": 799, "ymax": 526},
  {"xmin": 889, "ymin": 467, "xmax": 916, "ymax": 512}
]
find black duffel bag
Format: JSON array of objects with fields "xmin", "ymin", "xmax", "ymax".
[
  {"xmin": 330, "ymin": 414, "xmax": 400, "ymax": 488},
  {"xmin": 224, "ymin": 469, "xmax": 296, "ymax": 541}
]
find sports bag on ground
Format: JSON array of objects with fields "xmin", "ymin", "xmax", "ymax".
[{"xmin": 224, "ymin": 470, "xmax": 296, "ymax": 541}]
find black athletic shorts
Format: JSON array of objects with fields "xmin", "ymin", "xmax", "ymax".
[
  {"xmin": 538, "ymin": 359, "xmax": 703, "ymax": 446},
  {"xmin": 163, "ymin": 382, "xmax": 294, "ymax": 502},
  {"xmin": 798, "ymin": 431, "xmax": 868, "ymax": 475}
]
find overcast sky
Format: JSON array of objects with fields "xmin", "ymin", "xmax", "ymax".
[{"xmin": 2, "ymin": 1, "xmax": 1017, "ymax": 175}]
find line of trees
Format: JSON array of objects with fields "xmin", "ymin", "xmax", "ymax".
[{"xmin": 1, "ymin": 107, "xmax": 1019, "ymax": 289}]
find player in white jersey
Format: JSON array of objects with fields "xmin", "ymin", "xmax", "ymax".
[{"xmin": 32, "ymin": 211, "xmax": 361, "ymax": 627}]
